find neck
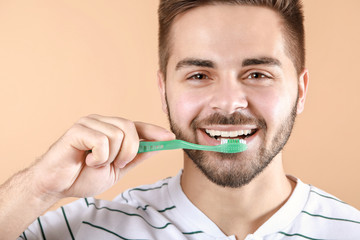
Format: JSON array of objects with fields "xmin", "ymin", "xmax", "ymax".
[{"xmin": 181, "ymin": 152, "xmax": 295, "ymax": 239}]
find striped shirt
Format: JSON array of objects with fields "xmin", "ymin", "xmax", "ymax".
[{"xmin": 19, "ymin": 171, "xmax": 360, "ymax": 240}]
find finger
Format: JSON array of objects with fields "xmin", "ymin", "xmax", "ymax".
[
  {"xmin": 119, "ymin": 151, "xmax": 158, "ymax": 175},
  {"xmin": 62, "ymin": 123, "xmax": 110, "ymax": 167},
  {"xmin": 134, "ymin": 121, "xmax": 175, "ymax": 141},
  {"xmin": 114, "ymin": 122, "xmax": 176, "ymax": 168},
  {"xmin": 77, "ymin": 116, "xmax": 124, "ymax": 166},
  {"xmin": 86, "ymin": 115, "xmax": 140, "ymax": 168}
]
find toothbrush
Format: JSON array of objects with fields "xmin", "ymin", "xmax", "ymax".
[{"xmin": 138, "ymin": 139, "xmax": 247, "ymax": 154}]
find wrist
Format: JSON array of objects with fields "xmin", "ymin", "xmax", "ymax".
[
  {"xmin": 29, "ymin": 164, "xmax": 63, "ymax": 206},
  {"xmin": 0, "ymin": 167, "xmax": 60, "ymax": 239}
]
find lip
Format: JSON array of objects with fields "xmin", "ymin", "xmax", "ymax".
[{"xmin": 197, "ymin": 126, "xmax": 259, "ymax": 147}]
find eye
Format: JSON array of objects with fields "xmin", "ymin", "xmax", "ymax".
[
  {"xmin": 247, "ymin": 72, "xmax": 268, "ymax": 79},
  {"xmin": 187, "ymin": 73, "xmax": 209, "ymax": 80}
]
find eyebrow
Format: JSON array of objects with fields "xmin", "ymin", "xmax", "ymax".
[
  {"xmin": 242, "ymin": 57, "xmax": 281, "ymax": 67},
  {"xmin": 175, "ymin": 56, "xmax": 281, "ymax": 71},
  {"xmin": 175, "ymin": 58, "xmax": 215, "ymax": 70}
]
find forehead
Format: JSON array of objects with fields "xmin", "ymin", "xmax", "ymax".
[{"xmin": 167, "ymin": 4, "xmax": 288, "ymax": 69}]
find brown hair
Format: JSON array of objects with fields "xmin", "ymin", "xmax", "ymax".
[{"xmin": 158, "ymin": 0, "xmax": 305, "ymax": 77}]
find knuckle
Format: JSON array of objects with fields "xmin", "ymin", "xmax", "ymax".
[
  {"xmin": 118, "ymin": 118, "xmax": 132, "ymax": 128},
  {"xmin": 114, "ymin": 119, "xmax": 138, "ymax": 138},
  {"xmin": 77, "ymin": 116, "xmax": 89, "ymax": 124},
  {"xmin": 107, "ymin": 116, "xmax": 126, "ymax": 125},
  {"xmin": 112, "ymin": 128, "xmax": 124, "ymax": 141},
  {"xmin": 96, "ymin": 134, "xmax": 109, "ymax": 146},
  {"xmin": 65, "ymin": 123, "xmax": 82, "ymax": 136},
  {"xmin": 125, "ymin": 121, "xmax": 137, "ymax": 136},
  {"xmin": 87, "ymin": 114, "xmax": 100, "ymax": 119}
]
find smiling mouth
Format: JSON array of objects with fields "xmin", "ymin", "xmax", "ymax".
[{"xmin": 204, "ymin": 128, "xmax": 257, "ymax": 140}]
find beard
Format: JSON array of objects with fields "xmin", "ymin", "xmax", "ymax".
[{"xmin": 166, "ymin": 97, "xmax": 298, "ymax": 188}]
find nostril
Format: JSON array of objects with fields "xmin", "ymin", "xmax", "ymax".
[
  {"xmin": 210, "ymin": 101, "xmax": 248, "ymax": 114},
  {"xmin": 208, "ymin": 82, "xmax": 248, "ymax": 113}
]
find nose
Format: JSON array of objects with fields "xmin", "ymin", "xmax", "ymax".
[{"xmin": 209, "ymin": 78, "xmax": 248, "ymax": 114}]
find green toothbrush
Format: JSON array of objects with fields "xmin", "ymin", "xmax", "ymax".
[{"xmin": 138, "ymin": 139, "xmax": 247, "ymax": 153}]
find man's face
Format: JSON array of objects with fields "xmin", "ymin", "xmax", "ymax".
[{"xmin": 158, "ymin": 5, "xmax": 308, "ymax": 187}]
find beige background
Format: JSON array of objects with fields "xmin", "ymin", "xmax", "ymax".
[{"xmin": 0, "ymin": 0, "xmax": 359, "ymax": 211}]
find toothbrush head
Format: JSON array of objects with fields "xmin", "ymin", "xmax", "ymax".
[{"xmin": 218, "ymin": 139, "xmax": 247, "ymax": 153}]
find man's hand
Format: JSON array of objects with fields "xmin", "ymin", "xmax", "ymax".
[
  {"xmin": 0, "ymin": 114, "xmax": 175, "ymax": 239},
  {"xmin": 33, "ymin": 114, "xmax": 175, "ymax": 199}
]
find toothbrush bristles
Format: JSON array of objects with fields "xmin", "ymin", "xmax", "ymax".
[{"xmin": 220, "ymin": 139, "xmax": 246, "ymax": 144}]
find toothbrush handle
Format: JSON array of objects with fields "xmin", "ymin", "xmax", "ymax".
[
  {"xmin": 179, "ymin": 140, "xmax": 224, "ymax": 151},
  {"xmin": 138, "ymin": 140, "xmax": 218, "ymax": 153},
  {"xmin": 138, "ymin": 140, "xmax": 183, "ymax": 153}
]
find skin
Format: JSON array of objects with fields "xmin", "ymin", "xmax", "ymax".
[
  {"xmin": 0, "ymin": 116, "xmax": 175, "ymax": 239},
  {"xmin": 158, "ymin": 5, "xmax": 308, "ymax": 238},
  {"xmin": 0, "ymin": 4, "xmax": 308, "ymax": 240}
]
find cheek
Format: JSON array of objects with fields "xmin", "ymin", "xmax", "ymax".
[
  {"xmin": 254, "ymin": 92, "xmax": 278, "ymax": 120},
  {"xmin": 168, "ymin": 88, "xmax": 209, "ymax": 127},
  {"xmin": 248, "ymin": 87, "xmax": 293, "ymax": 128}
]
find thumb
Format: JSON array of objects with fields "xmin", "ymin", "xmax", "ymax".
[
  {"xmin": 134, "ymin": 122, "xmax": 175, "ymax": 141},
  {"xmin": 117, "ymin": 122, "xmax": 175, "ymax": 171}
]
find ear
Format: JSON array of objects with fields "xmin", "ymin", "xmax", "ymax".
[
  {"xmin": 157, "ymin": 70, "xmax": 168, "ymax": 114},
  {"xmin": 296, "ymin": 69, "xmax": 309, "ymax": 114}
]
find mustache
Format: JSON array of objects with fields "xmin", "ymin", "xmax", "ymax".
[{"xmin": 191, "ymin": 112, "xmax": 267, "ymax": 129}]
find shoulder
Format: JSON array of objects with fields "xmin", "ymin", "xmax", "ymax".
[
  {"xmin": 306, "ymin": 185, "xmax": 359, "ymax": 213},
  {"xmin": 282, "ymin": 181, "xmax": 360, "ymax": 239},
  {"xmin": 304, "ymin": 185, "xmax": 360, "ymax": 224}
]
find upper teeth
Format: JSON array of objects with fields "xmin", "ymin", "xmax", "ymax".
[{"xmin": 205, "ymin": 129, "xmax": 252, "ymax": 137}]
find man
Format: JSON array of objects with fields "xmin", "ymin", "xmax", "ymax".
[{"xmin": 1, "ymin": 0, "xmax": 359, "ymax": 239}]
